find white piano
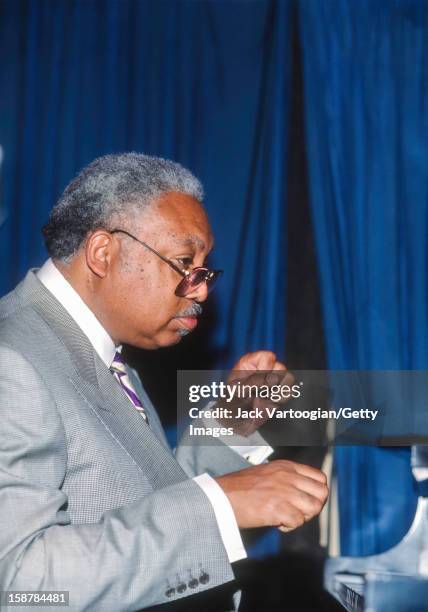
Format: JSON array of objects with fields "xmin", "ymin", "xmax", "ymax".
[{"xmin": 325, "ymin": 446, "xmax": 428, "ymax": 611}]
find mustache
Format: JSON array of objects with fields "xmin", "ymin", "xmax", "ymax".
[{"xmin": 175, "ymin": 303, "xmax": 203, "ymax": 318}]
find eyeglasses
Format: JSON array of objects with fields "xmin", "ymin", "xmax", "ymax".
[{"xmin": 110, "ymin": 229, "xmax": 223, "ymax": 297}]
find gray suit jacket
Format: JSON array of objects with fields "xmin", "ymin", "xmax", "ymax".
[{"xmin": 0, "ymin": 271, "xmax": 250, "ymax": 611}]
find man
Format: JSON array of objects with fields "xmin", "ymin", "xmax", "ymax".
[{"xmin": 0, "ymin": 153, "xmax": 328, "ymax": 611}]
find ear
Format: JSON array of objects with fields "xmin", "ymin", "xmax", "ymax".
[{"xmin": 84, "ymin": 230, "xmax": 115, "ymax": 278}]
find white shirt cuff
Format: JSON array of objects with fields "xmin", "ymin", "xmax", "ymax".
[
  {"xmin": 229, "ymin": 440, "xmax": 274, "ymax": 464},
  {"xmin": 193, "ymin": 472, "xmax": 246, "ymax": 563},
  {"xmin": 201, "ymin": 414, "xmax": 274, "ymax": 465}
]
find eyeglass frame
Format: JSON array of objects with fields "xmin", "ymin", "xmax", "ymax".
[{"xmin": 109, "ymin": 228, "xmax": 223, "ymax": 296}]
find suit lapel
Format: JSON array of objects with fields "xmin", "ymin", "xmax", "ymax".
[
  {"xmin": 24, "ymin": 271, "xmax": 186, "ymax": 489},
  {"xmin": 93, "ymin": 357, "xmax": 185, "ymax": 488},
  {"xmin": 126, "ymin": 366, "xmax": 171, "ymax": 447}
]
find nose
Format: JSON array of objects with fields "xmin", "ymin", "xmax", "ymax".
[{"xmin": 185, "ymin": 281, "xmax": 209, "ymax": 303}]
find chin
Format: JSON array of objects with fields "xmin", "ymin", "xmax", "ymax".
[
  {"xmin": 162, "ymin": 329, "xmax": 189, "ymax": 346},
  {"xmin": 138, "ymin": 330, "xmax": 185, "ymax": 350}
]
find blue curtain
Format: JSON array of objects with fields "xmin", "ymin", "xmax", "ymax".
[
  {"xmin": 300, "ymin": 0, "xmax": 427, "ymax": 555},
  {"xmin": 0, "ymin": 0, "xmax": 291, "ymax": 368}
]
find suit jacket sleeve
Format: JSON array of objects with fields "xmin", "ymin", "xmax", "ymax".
[
  {"xmin": 175, "ymin": 430, "xmax": 257, "ymax": 478},
  {"xmin": 0, "ymin": 346, "xmax": 235, "ymax": 611},
  {"xmin": 174, "ymin": 407, "xmax": 272, "ymax": 478}
]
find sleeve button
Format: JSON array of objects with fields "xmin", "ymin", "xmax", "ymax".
[
  {"xmin": 177, "ymin": 582, "xmax": 187, "ymax": 594},
  {"xmin": 165, "ymin": 587, "xmax": 175, "ymax": 598},
  {"xmin": 188, "ymin": 578, "xmax": 199, "ymax": 589},
  {"xmin": 199, "ymin": 571, "xmax": 210, "ymax": 584}
]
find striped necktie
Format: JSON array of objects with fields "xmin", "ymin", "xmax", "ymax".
[{"xmin": 110, "ymin": 351, "xmax": 148, "ymax": 422}]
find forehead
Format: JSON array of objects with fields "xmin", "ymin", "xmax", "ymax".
[{"xmin": 139, "ymin": 191, "xmax": 213, "ymax": 250}]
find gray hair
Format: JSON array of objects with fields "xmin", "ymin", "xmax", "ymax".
[{"xmin": 42, "ymin": 152, "xmax": 204, "ymax": 260}]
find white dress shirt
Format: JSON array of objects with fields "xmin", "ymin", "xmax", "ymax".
[{"xmin": 37, "ymin": 259, "xmax": 273, "ymax": 563}]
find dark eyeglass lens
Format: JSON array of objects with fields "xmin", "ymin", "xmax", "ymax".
[{"xmin": 175, "ymin": 269, "xmax": 221, "ymax": 297}]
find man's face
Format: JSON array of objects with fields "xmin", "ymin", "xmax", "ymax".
[{"xmin": 102, "ymin": 191, "xmax": 214, "ymax": 349}]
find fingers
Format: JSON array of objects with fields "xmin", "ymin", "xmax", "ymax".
[
  {"xmin": 242, "ymin": 371, "xmax": 274, "ymax": 390},
  {"xmin": 255, "ymin": 351, "xmax": 278, "ymax": 370},
  {"xmin": 231, "ymin": 369, "xmax": 294, "ymax": 395},
  {"xmin": 282, "ymin": 486, "xmax": 326, "ymax": 519},
  {"xmin": 232, "ymin": 350, "xmax": 278, "ymax": 371},
  {"xmin": 277, "ymin": 504, "xmax": 306, "ymax": 531},
  {"xmin": 292, "ymin": 472, "xmax": 329, "ymax": 502},
  {"xmin": 292, "ymin": 462, "xmax": 328, "ymax": 484},
  {"xmin": 215, "ymin": 460, "xmax": 329, "ymax": 531},
  {"xmin": 276, "ymin": 468, "xmax": 328, "ymax": 531},
  {"xmin": 273, "ymin": 361, "xmax": 287, "ymax": 371},
  {"xmin": 229, "ymin": 370, "xmax": 278, "ymax": 389},
  {"xmin": 272, "ymin": 461, "xmax": 329, "ymax": 527}
]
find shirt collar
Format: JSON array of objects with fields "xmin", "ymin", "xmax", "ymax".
[{"xmin": 37, "ymin": 258, "xmax": 118, "ymax": 367}]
